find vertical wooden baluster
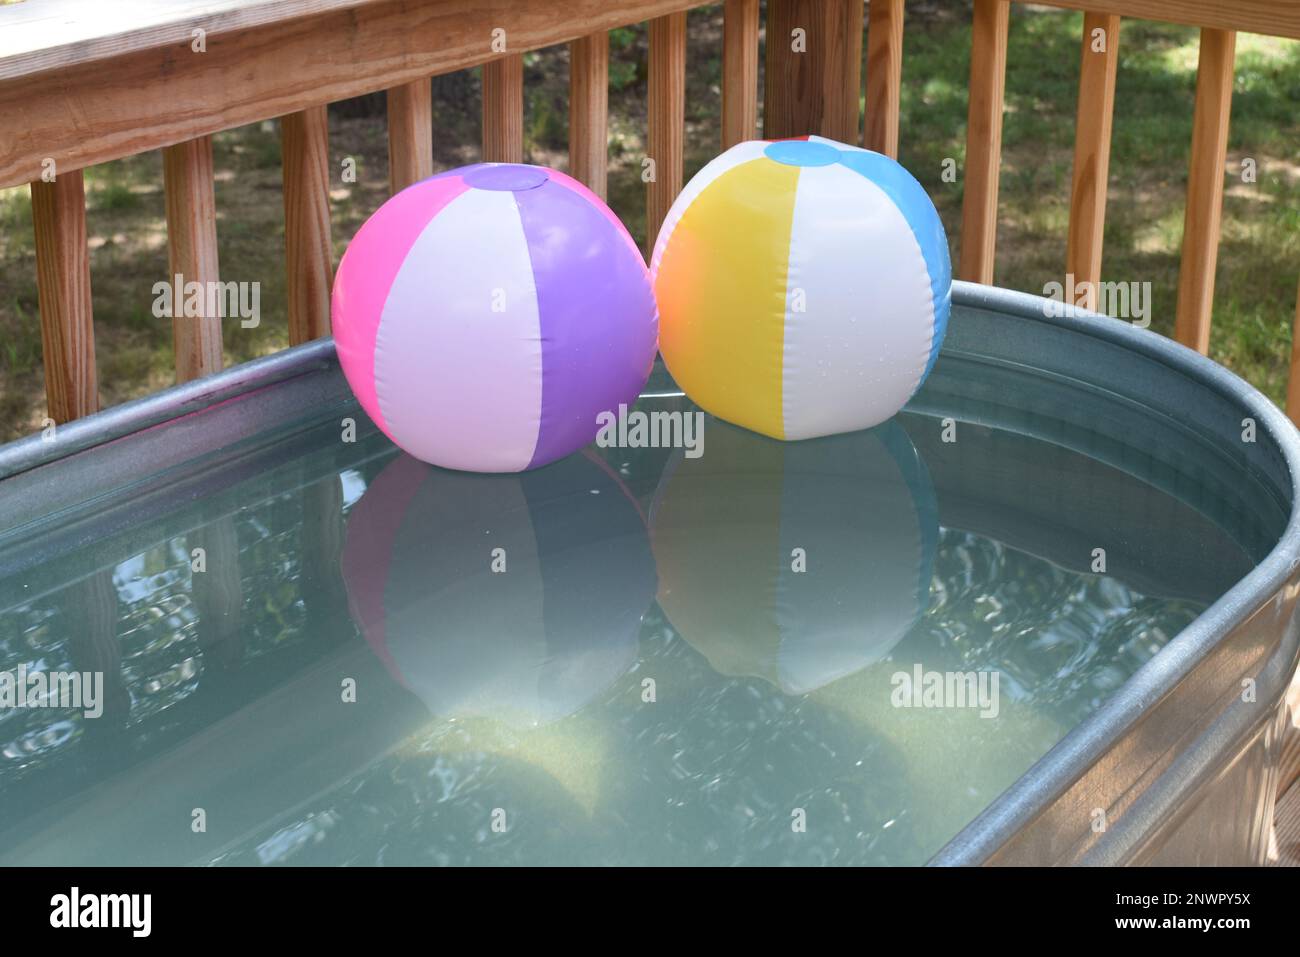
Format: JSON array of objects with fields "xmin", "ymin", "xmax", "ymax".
[
  {"xmin": 864, "ymin": 0, "xmax": 905, "ymax": 157},
  {"xmin": 1288, "ymin": 278, "xmax": 1300, "ymax": 427},
  {"xmin": 722, "ymin": 0, "xmax": 759, "ymax": 149},
  {"xmin": 763, "ymin": 0, "xmax": 803, "ymax": 138},
  {"xmin": 30, "ymin": 170, "xmax": 98, "ymax": 422},
  {"xmin": 569, "ymin": 33, "xmax": 610, "ymax": 198},
  {"xmin": 163, "ymin": 136, "xmax": 223, "ymax": 382},
  {"xmin": 647, "ymin": 11, "xmax": 686, "ymax": 257},
  {"xmin": 483, "ymin": 54, "xmax": 524, "ymax": 163},
  {"xmin": 281, "ymin": 106, "xmax": 335, "ymax": 344},
  {"xmin": 958, "ymin": 0, "xmax": 1010, "ymax": 284},
  {"xmin": 388, "ymin": 78, "xmax": 434, "ymax": 193},
  {"xmin": 763, "ymin": 0, "xmax": 863, "ymax": 142},
  {"xmin": 1065, "ymin": 12, "xmax": 1121, "ymax": 310},
  {"xmin": 1174, "ymin": 28, "xmax": 1236, "ymax": 355}
]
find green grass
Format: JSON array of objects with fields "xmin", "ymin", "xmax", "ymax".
[
  {"xmin": 94, "ymin": 183, "xmax": 144, "ymax": 214},
  {"xmin": 0, "ymin": 3, "xmax": 1298, "ymax": 440}
]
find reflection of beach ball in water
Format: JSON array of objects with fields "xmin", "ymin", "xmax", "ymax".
[
  {"xmin": 650, "ymin": 136, "xmax": 951, "ymax": 441},
  {"xmin": 331, "ymin": 163, "xmax": 658, "ymax": 473},
  {"xmin": 649, "ymin": 420, "xmax": 937, "ymax": 694},
  {"xmin": 341, "ymin": 451, "xmax": 656, "ymax": 728}
]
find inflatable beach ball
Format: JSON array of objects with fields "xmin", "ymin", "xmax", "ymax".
[
  {"xmin": 649, "ymin": 420, "xmax": 937, "ymax": 695},
  {"xmin": 342, "ymin": 451, "xmax": 655, "ymax": 728},
  {"xmin": 332, "ymin": 163, "xmax": 658, "ymax": 473},
  {"xmin": 651, "ymin": 136, "xmax": 951, "ymax": 441}
]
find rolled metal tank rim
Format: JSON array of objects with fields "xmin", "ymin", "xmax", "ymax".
[{"xmin": 930, "ymin": 282, "xmax": 1300, "ymax": 865}]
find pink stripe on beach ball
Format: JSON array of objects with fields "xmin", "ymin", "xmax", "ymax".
[{"xmin": 331, "ymin": 174, "xmax": 472, "ymax": 438}]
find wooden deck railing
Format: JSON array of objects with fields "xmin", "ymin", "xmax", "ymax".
[{"xmin": 1, "ymin": 0, "xmax": 1298, "ymax": 429}]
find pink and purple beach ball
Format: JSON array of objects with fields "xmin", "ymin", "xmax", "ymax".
[{"xmin": 331, "ymin": 163, "xmax": 658, "ymax": 473}]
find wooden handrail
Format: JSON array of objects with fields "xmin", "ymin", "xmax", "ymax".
[
  {"xmin": 1030, "ymin": 1, "xmax": 1298, "ymax": 39},
  {"xmin": 0, "ymin": 0, "xmax": 700, "ymax": 191},
  {"xmin": 2, "ymin": 0, "xmax": 1299, "ymax": 428}
]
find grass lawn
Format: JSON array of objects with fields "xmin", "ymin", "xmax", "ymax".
[{"xmin": 0, "ymin": 2, "xmax": 1297, "ymax": 442}]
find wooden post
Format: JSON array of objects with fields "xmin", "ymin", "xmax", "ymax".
[
  {"xmin": 958, "ymin": 0, "xmax": 1010, "ymax": 284},
  {"xmin": 1174, "ymin": 28, "xmax": 1236, "ymax": 355},
  {"xmin": 569, "ymin": 33, "xmax": 610, "ymax": 198},
  {"xmin": 483, "ymin": 54, "xmax": 524, "ymax": 163},
  {"xmin": 163, "ymin": 136, "xmax": 223, "ymax": 382},
  {"xmin": 1065, "ymin": 12, "xmax": 1121, "ymax": 308},
  {"xmin": 30, "ymin": 170, "xmax": 98, "ymax": 422},
  {"xmin": 388, "ymin": 79, "xmax": 434, "ymax": 193},
  {"xmin": 764, "ymin": 0, "xmax": 810, "ymax": 139},
  {"xmin": 647, "ymin": 11, "xmax": 686, "ymax": 256},
  {"xmin": 722, "ymin": 0, "xmax": 759, "ymax": 149},
  {"xmin": 864, "ymin": 0, "xmax": 905, "ymax": 158},
  {"xmin": 763, "ymin": 0, "xmax": 863, "ymax": 143},
  {"xmin": 281, "ymin": 106, "xmax": 334, "ymax": 344}
]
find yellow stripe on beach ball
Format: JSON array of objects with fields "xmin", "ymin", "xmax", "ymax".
[{"xmin": 654, "ymin": 157, "xmax": 800, "ymax": 440}]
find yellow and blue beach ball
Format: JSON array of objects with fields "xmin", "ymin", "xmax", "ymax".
[{"xmin": 650, "ymin": 136, "xmax": 951, "ymax": 440}]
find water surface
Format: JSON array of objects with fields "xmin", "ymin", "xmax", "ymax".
[{"xmin": 0, "ymin": 358, "xmax": 1266, "ymax": 865}]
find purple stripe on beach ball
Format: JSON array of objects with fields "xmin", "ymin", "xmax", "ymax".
[{"xmin": 514, "ymin": 177, "xmax": 658, "ymax": 470}]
